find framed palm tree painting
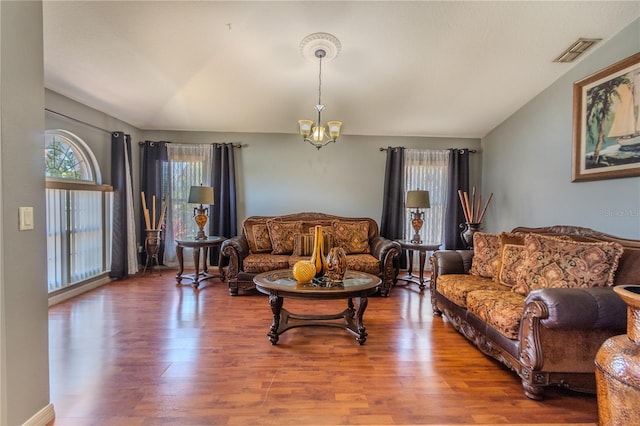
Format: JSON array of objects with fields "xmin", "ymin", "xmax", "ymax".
[{"xmin": 573, "ymin": 52, "xmax": 640, "ymax": 182}]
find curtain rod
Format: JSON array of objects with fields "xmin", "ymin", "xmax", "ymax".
[
  {"xmin": 45, "ymin": 109, "xmax": 243, "ymax": 149},
  {"xmin": 138, "ymin": 141, "xmax": 243, "ymax": 148},
  {"xmin": 45, "ymin": 108, "xmax": 113, "ymax": 134},
  {"xmin": 379, "ymin": 147, "xmax": 477, "ymax": 153}
]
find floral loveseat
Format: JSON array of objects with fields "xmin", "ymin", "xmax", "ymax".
[
  {"xmin": 221, "ymin": 212, "xmax": 401, "ymax": 296},
  {"xmin": 430, "ymin": 225, "xmax": 640, "ymax": 400}
]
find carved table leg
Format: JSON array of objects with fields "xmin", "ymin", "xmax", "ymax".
[
  {"xmin": 192, "ymin": 247, "xmax": 201, "ymax": 289},
  {"xmin": 268, "ymin": 294, "xmax": 284, "ymax": 344},
  {"xmin": 418, "ymin": 250, "xmax": 426, "ymax": 290},
  {"xmin": 407, "ymin": 249, "xmax": 414, "ymax": 277},
  {"xmin": 202, "ymin": 247, "xmax": 209, "ymax": 273},
  {"xmin": 345, "ymin": 298, "xmax": 355, "ymax": 324},
  {"xmin": 355, "ymin": 296, "xmax": 369, "ymax": 345},
  {"xmin": 176, "ymin": 245, "xmax": 184, "ymax": 283}
]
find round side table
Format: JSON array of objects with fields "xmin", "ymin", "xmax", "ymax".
[
  {"xmin": 175, "ymin": 236, "xmax": 226, "ymax": 288},
  {"xmin": 395, "ymin": 240, "xmax": 441, "ymax": 290}
]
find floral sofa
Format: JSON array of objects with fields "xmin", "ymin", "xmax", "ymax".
[
  {"xmin": 430, "ymin": 225, "xmax": 640, "ymax": 400},
  {"xmin": 221, "ymin": 212, "xmax": 401, "ymax": 296}
]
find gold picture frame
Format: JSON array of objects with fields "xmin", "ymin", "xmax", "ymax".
[{"xmin": 572, "ymin": 52, "xmax": 640, "ymax": 182}]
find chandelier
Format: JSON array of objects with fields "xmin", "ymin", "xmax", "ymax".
[{"xmin": 298, "ymin": 33, "xmax": 343, "ymax": 150}]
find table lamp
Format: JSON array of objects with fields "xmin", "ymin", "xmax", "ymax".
[
  {"xmin": 406, "ymin": 190, "xmax": 430, "ymax": 244},
  {"xmin": 188, "ymin": 184, "xmax": 214, "ymax": 240}
]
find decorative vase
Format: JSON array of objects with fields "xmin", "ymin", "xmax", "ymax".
[
  {"xmin": 309, "ymin": 225, "xmax": 328, "ymax": 278},
  {"xmin": 292, "ymin": 260, "xmax": 316, "ymax": 283},
  {"xmin": 325, "ymin": 246, "xmax": 347, "ymax": 283},
  {"xmin": 144, "ymin": 229, "xmax": 162, "ymax": 271},
  {"xmin": 460, "ymin": 222, "xmax": 481, "ymax": 249},
  {"xmin": 595, "ymin": 285, "xmax": 640, "ymax": 426}
]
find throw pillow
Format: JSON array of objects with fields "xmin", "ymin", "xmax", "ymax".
[
  {"xmin": 512, "ymin": 233, "xmax": 624, "ymax": 296},
  {"xmin": 293, "ymin": 232, "xmax": 333, "ymax": 257},
  {"xmin": 331, "ymin": 220, "xmax": 370, "ymax": 254},
  {"xmin": 266, "ymin": 220, "xmax": 303, "ymax": 255},
  {"xmin": 243, "ymin": 219, "xmax": 272, "ymax": 253},
  {"xmin": 469, "ymin": 232, "xmax": 501, "ymax": 279},
  {"xmin": 493, "ymin": 232, "xmax": 525, "ymax": 283},
  {"xmin": 497, "ymin": 243, "xmax": 527, "ymax": 287}
]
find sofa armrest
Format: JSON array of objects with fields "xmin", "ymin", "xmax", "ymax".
[
  {"xmin": 370, "ymin": 236, "xmax": 401, "ymax": 296},
  {"xmin": 431, "ymin": 250, "xmax": 474, "ymax": 277},
  {"xmin": 370, "ymin": 235, "xmax": 401, "ymax": 264},
  {"xmin": 525, "ymin": 287, "xmax": 627, "ymax": 330},
  {"xmin": 221, "ymin": 236, "xmax": 250, "ymax": 279}
]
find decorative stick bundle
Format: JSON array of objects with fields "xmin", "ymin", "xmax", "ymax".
[
  {"xmin": 458, "ymin": 187, "xmax": 493, "ymax": 224},
  {"xmin": 141, "ymin": 192, "xmax": 167, "ymax": 231}
]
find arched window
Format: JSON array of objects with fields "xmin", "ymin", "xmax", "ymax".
[
  {"xmin": 45, "ymin": 129, "xmax": 101, "ymax": 183},
  {"xmin": 45, "ymin": 130, "xmax": 112, "ymax": 296}
]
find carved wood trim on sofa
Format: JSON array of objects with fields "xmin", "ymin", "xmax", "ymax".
[{"xmin": 430, "ymin": 225, "xmax": 638, "ymax": 400}]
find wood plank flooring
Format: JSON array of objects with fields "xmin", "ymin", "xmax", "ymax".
[{"xmin": 48, "ymin": 271, "xmax": 599, "ymax": 425}]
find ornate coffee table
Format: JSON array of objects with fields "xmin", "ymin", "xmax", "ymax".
[{"xmin": 253, "ymin": 270, "xmax": 381, "ymax": 345}]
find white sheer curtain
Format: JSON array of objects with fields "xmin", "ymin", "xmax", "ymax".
[
  {"xmin": 164, "ymin": 144, "xmax": 214, "ymax": 266},
  {"xmin": 124, "ymin": 139, "xmax": 139, "ymax": 275},
  {"xmin": 404, "ymin": 149, "xmax": 450, "ymax": 245}
]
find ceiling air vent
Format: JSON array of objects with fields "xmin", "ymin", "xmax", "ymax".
[{"xmin": 554, "ymin": 38, "xmax": 601, "ymax": 63}]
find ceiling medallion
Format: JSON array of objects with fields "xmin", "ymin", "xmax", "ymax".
[{"xmin": 300, "ymin": 32, "xmax": 341, "ymax": 63}]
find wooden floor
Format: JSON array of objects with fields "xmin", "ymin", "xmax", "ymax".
[{"xmin": 48, "ymin": 270, "xmax": 599, "ymax": 425}]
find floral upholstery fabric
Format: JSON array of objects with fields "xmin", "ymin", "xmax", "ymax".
[
  {"xmin": 243, "ymin": 254, "xmax": 290, "ymax": 273},
  {"xmin": 512, "ymin": 233, "xmax": 624, "ymax": 296},
  {"xmin": 493, "ymin": 232, "xmax": 525, "ymax": 284},
  {"xmin": 332, "ymin": 220, "xmax": 370, "ymax": 254},
  {"xmin": 266, "ymin": 220, "xmax": 303, "ymax": 255},
  {"xmin": 497, "ymin": 244, "xmax": 527, "ymax": 287},
  {"xmin": 288, "ymin": 254, "xmax": 379, "ymax": 274},
  {"xmin": 345, "ymin": 254, "xmax": 380, "ymax": 275},
  {"xmin": 466, "ymin": 290, "xmax": 526, "ymax": 339},
  {"xmin": 243, "ymin": 219, "xmax": 272, "ymax": 253},
  {"xmin": 469, "ymin": 232, "xmax": 501, "ymax": 279},
  {"xmin": 436, "ymin": 274, "xmax": 507, "ymax": 308}
]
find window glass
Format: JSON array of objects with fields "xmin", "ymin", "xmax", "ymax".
[
  {"xmin": 45, "ymin": 130, "xmax": 95, "ymax": 182},
  {"xmin": 44, "ymin": 129, "xmax": 111, "ymax": 294}
]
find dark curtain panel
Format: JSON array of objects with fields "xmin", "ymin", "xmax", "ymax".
[
  {"xmin": 380, "ymin": 147, "xmax": 406, "ymax": 268},
  {"xmin": 209, "ymin": 143, "xmax": 238, "ymax": 266},
  {"xmin": 139, "ymin": 141, "xmax": 168, "ymax": 265},
  {"xmin": 444, "ymin": 148, "xmax": 470, "ymax": 250},
  {"xmin": 110, "ymin": 132, "xmax": 134, "ymax": 279}
]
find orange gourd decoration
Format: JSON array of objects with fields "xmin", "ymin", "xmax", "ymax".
[{"xmin": 292, "ymin": 260, "xmax": 316, "ymax": 283}]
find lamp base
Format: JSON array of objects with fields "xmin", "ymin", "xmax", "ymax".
[
  {"xmin": 193, "ymin": 207, "xmax": 209, "ymax": 240},
  {"xmin": 410, "ymin": 210, "xmax": 424, "ymax": 244}
]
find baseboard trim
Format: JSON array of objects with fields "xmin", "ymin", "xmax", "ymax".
[
  {"xmin": 22, "ymin": 403, "xmax": 55, "ymax": 426},
  {"xmin": 48, "ymin": 275, "xmax": 113, "ymax": 306}
]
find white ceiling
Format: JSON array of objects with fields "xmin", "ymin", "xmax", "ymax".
[{"xmin": 43, "ymin": 1, "xmax": 640, "ymax": 138}]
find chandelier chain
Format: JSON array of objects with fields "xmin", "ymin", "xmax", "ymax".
[{"xmin": 317, "ymin": 55, "xmax": 323, "ymax": 107}]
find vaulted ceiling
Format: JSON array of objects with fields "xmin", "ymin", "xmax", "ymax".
[{"xmin": 43, "ymin": 1, "xmax": 640, "ymax": 138}]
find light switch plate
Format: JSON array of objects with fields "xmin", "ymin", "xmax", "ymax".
[{"xmin": 19, "ymin": 207, "xmax": 34, "ymax": 230}]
